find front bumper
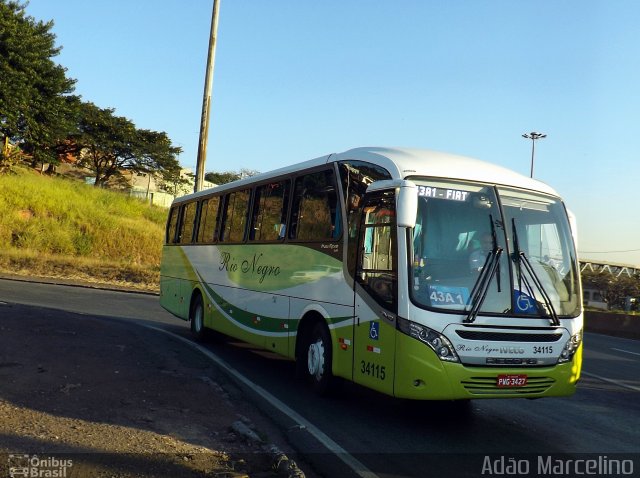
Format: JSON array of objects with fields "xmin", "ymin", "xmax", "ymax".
[{"xmin": 393, "ymin": 332, "xmax": 583, "ymax": 400}]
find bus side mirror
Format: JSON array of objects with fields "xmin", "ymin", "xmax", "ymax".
[{"xmin": 396, "ymin": 181, "xmax": 417, "ymax": 228}]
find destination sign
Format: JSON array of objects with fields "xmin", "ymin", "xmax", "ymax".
[{"xmin": 417, "ymin": 186, "xmax": 469, "ymax": 201}]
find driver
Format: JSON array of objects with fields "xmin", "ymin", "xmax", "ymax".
[{"xmin": 469, "ymin": 232, "xmax": 493, "ymax": 272}]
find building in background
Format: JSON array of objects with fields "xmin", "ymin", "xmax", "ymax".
[{"xmin": 126, "ymin": 168, "xmax": 216, "ymax": 207}]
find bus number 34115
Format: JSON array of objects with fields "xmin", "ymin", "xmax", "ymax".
[{"xmin": 360, "ymin": 361, "xmax": 386, "ymax": 380}]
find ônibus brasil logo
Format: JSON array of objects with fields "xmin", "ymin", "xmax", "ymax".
[{"xmin": 7, "ymin": 454, "xmax": 73, "ymax": 478}]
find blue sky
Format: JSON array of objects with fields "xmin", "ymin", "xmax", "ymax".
[{"xmin": 25, "ymin": 0, "xmax": 640, "ymax": 266}]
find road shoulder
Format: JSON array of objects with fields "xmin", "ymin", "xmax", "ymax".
[{"xmin": 0, "ymin": 301, "xmax": 305, "ymax": 477}]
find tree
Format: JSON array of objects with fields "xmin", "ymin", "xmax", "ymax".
[
  {"xmin": 610, "ymin": 275, "xmax": 640, "ymax": 310},
  {"xmin": 204, "ymin": 170, "xmax": 240, "ymax": 185},
  {"xmin": 205, "ymin": 168, "xmax": 260, "ymax": 185},
  {"xmin": 74, "ymin": 102, "xmax": 182, "ymax": 187},
  {"xmin": 135, "ymin": 129, "xmax": 183, "ymax": 174},
  {"xmin": 0, "ymin": 1, "xmax": 77, "ymax": 169},
  {"xmin": 582, "ymin": 270, "xmax": 640, "ymax": 311}
]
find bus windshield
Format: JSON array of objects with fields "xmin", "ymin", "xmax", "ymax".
[
  {"xmin": 499, "ymin": 187, "xmax": 580, "ymax": 318},
  {"xmin": 409, "ymin": 179, "xmax": 580, "ymax": 318}
]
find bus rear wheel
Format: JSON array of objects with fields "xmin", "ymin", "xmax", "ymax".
[
  {"xmin": 305, "ymin": 322, "xmax": 337, "ymax": 395},
  {"xmin": 190, "ymin": 295, "xmax": 206, "ymax": 341}
]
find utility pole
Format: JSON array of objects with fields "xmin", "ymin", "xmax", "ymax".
[
  {"xmin": 194, "ymin": 0, "xmax": 221, "ymax": 193},
  {"xmin": 522, "ymin": 131, "xmax": 546, "ymax": 178}
]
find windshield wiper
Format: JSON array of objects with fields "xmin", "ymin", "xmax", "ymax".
[
  {"xmin": 465, "ymin": 248, "xmax": 502, "ymax": 323},
  {"xmin": 489, "ymin": 215, "xmax": 502, "ymax": 293},
  {"xmin": 465, "ymin": 215, "xmax": 503, "ymax": 324},
  {"xmin": 511, "ymin": 219, "xmax": 560, "ymax": 326}
]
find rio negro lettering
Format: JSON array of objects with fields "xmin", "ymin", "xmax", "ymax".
[{"xmin": 220, "ymin": 252, "xmax": 281, "ymax": 284}]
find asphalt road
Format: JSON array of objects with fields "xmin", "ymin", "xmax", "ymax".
[{"xmin": 1, "ymin": 278, "xmax": 639, "ymax": 477}]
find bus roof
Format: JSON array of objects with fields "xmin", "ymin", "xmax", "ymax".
[
  {"xmin": 334, "ymin": 147, "xmax": 559, "ymax": 196},
  {"xmin": 172, "ymin": 146, "xmax": 559, "ymax": 204}
]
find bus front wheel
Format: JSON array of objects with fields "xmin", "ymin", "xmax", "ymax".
[
  {"xmin": 190, "ymin": 295, "xmax": 206, "ymax": 341},
  {"xmin": 305, "ymin": 322, "xmax": 337, "ymax": 395}
]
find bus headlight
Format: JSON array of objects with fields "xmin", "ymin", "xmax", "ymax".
[
  {"xmin": 558, "ymin": 330, "xmax": 583, "ymax": 363},
  {"xmin": 397, "ymin": 317, "xmax": 459, "ymax": 363}
]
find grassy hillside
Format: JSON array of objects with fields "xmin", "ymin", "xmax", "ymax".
[{"xmin": 0, "ymin": 168, "xmax": 167, "ymax": 291}]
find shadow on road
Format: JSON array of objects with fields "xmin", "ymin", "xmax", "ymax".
[{"xmin": 0, "ymin": 301, "xmax": 284, "ymax": 477}]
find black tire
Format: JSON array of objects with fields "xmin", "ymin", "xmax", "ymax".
[
  {"xmin": 189, "ymin": 294, "xmax": 206, "ymax": 341},
  {"xmin": 305, "ymin": 322, "xmax": 337, "ymax": 395}
]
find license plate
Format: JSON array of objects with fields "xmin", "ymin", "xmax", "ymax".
[{"xmin": 497, "ymin": 374, "xmax": 528, "ymax": 388}]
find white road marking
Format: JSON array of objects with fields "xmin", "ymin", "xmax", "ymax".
[
  {"xmin": 611, "ymin": 348, "xmax": 640, "ymax": 357},
  {"xmin": 144, "ymin": 325, "xmax": 380, "ymax": 478},
  {"xmin": 582, "ymin": 371, "xmax": 640, "ymax": 393}
]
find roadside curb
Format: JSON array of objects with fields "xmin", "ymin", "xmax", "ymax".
[
  {"xmin": 142, "ymin": 323, "xmax": 374, "ymax": 478},
  {"xmin": 231, "ymin": 421, "xmax": 305, "ymax": 478},
  {"xmin": 136, "ymin": 323, "xmax": 308, "ymax": 478},
  {"xmin": 0, "ymin": 273, "xmax": 158, "ymax": 296}
]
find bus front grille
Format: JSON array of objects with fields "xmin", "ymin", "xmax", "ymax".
[
  {"xmin": 461, "ymin": 376, "xmax": 556, "ymax": 395},
  {"xmin": 456, "ymin": 331, "xmax": 563, "ymax": 342}
]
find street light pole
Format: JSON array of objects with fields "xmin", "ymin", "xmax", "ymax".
[
  {"xmin": 522, "ymin": 131, "xmax": 547, "ymax": 178},
  {"xmin": 194, "ymin": 0, "xmax": 221, "ymax": 193}
]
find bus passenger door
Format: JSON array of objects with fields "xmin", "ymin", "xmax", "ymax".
[{"xmin": 353, "ymin": 191, "xmax": 398, "ymax": 396}]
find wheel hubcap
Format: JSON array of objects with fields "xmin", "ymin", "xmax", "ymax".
[
  {"xmin": 194, "ymin": 306, "xmax": 203, "ymax": 332},
  {"xmin": 307, "ymin": 339, "xmax": 325, "ymax": 380}
]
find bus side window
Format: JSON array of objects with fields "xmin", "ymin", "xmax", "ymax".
[
  {"xmin": 178, "ymin": 202, "xmax": 197, "ymax": 245},
  {"xmin": 250, "ymin": 180, "xmax": 290, "ymax": 241},
  {"xmin": 290, "ymin": 169, "xmax": 341, "ymax": 241},
  {"xmin": 220, "ymin": 189, "xmax": 251, "ymax": 243},
  {"xmin": 197, "ymin": 196, "xmax": 221, "ymax": 243},
  {"xmin": 166, "ymin": 207, "xmax": 179, "ymax": 244},
  {"xmin": 357, "ymin": 191, "xmax": 397, "ymax": 312}
]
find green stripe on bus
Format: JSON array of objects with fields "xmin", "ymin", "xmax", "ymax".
[{"xmin": 199, "ymin": 277, "xmax": 287, "ymax": 333}]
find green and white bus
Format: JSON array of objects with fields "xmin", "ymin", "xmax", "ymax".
[{"xmin": 160, "ymin": 147, "xmax": 583, "ymax": 400}]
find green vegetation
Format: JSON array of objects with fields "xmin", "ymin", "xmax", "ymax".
[
  {"xmin": 1, "ymin": 1, "xmax": 182, "ymax": 185},
  {"xmin": 0, "ymin": 0, "xmax": 76, "ymax": 166},
  {"xmin": 205, "ymin": 168, "xmax": 260, "ymax": 185},
  {"xmin": 0, "ymin": 1, "xmax": 197, "ymax": 289},
  {"xmin": 0, "ymin": 168, "xmax": 165, "ymax": 290}
]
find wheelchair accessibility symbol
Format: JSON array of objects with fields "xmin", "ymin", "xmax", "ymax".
[
  {"xmin": 369, "ymin": 322, "xmax": 379, "ymax": 340},
  {"xmin": 514, "ymin": 290, "xmax": 538, "ymax": 314},
  {"xmin": 518, "ymin": 294, "xmax": 532, "ymax": 311}
]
